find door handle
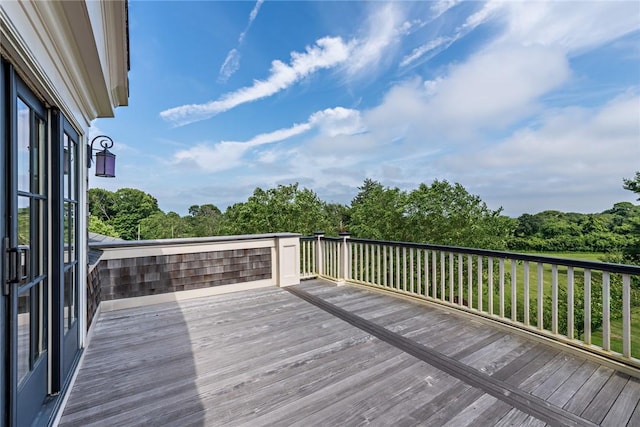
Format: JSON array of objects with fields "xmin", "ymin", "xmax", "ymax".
[{"xmin": 6, "ymin": 245, "xmax": 30, "ymax": 284}]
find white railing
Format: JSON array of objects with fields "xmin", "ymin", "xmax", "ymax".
[{"xmin": 301, "ymin": 234, "xmax": 640, "ymax": 368}]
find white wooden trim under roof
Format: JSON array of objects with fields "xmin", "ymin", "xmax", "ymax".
[{"xmin": 0, "ymin": 0, "xmax": 128, "ymax": 130}]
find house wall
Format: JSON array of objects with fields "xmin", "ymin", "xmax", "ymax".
[
  {"xmin": 87, "ymin": 233, "xmax": 300, "ymax": 315},
  {"xmin": 97, "ymin": 247, "xmax": 272, "ymax": 301},
  {"xmin": 1, "ymin": 0, "xmax": 129, "ymax": 346},
  {"xmin": 87, "ymin": 266, "xmax": 102, "ymax": 331},
  {"xmin": 1, "ymin": 1, "xmax": 129, "ymax": 424}
]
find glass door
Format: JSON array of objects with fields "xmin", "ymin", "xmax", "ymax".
[
  {"xmin": 60, "ymin": 117, "xmax": 81, "ymax": 379},
  {"xmin": 6, "ymin": 72, "xmax": 49, "ymax": 427}
]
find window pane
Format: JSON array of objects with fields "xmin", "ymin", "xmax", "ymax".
[
  {"xmin": 69, "ymin": 203, "xmax": 76, "ymax": 262},
  {"xmin": 32, "ymin": 281, "xmax": 47, "ymax": 360},
  {"xmin": 34, "ymin": 116, "xmax": 46, "ymax": 195},
  {"xmin": 64, "ymin": 202, "xmax": 71, "ymax": 263},
  {"xmin": 63, "ymin": 133, "xmax": 69, "ymax": 199},
  {"xmin": 17, "ymin": 291, "xmax": 30, "ymax": 385},
  {"xmin": 69, "ymin": 138, "xmax": 76, "ymax": 200},
  {"xmin": 18, "ymin": 196, "xmax": 30, "ymax": 247},
  {"xmin": 64, "ymin": 268, "xmax": 76, "ymax": 333},
  {"xmin": 17, "ymin": 98, "xmax": 30, "ymax": 192},
  {"xmin": 33, "ymin": 199, "xmax": 45, "ymax": 276}
]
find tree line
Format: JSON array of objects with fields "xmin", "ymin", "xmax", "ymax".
[{"xmin": 89, "ymin": 173, "xmax": 640, "ymax": 265}]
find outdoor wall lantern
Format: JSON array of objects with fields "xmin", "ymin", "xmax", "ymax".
[{"xmin": 88, "ymin": 135, "xmax": 116, "ymax": 177}]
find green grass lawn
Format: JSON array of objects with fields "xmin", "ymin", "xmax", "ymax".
[
  {"xmin": 437, "ymin": 250, "xmax": 639, "ymax": 358},
  {"xmin": 591, "ymin": 307, "xmax": 640, "ymax": 356},
  {"xmin": 532, "ymin": 252, "xmax": 607, "ymax": 262}
]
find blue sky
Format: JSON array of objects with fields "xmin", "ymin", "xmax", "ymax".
[{"xmin": 91, "ymin": 0, "xmax": 640, "ymax": 217}]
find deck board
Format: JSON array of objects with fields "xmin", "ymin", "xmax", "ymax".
[{"xmin": 59, "ymin": 280, "xmax": 639, "ymax": 426}]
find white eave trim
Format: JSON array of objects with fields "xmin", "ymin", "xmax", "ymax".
[{"xmin": 1, "ymin": 1, "xmax": 129, "ymax": 122}]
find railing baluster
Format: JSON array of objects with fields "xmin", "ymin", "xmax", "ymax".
[
  {"xmin": 377, "ymin": 245, "xmax": 381, "ymax": 287},
  {"xmin": 467, "ymin": 254, "xmax": 473, "ymax": 309},
  {"xmin": 623, "ymin": 274, "xmax": 631, "ymax": 358},
  {"xmin": 449, "ymin": 252, "xmax": 454, "ymax": 303},
  {"xmin": 537, "ymin": 263, "xmax": 544, "ymax": 330},
  {"xmin": 458, "ymin": 254, "xmax": 463, "ymax": 306},
  {"xmin": 416, "ymin": 249, "xmax": 421, "ymax": 295},
  {"xmin": 302, "ymin": 241, "xmax": 307, "ymax": 276},
  {"xmin": 360, "ymin": 243, "xmax": 364, "ymax": 282},
  {"xmin": 552, "ymin": 264, "xmax": 558, "ymax": 335},
  {"xmin": 567, "ymin": 267, "xmax": 574, "ymax": 340},
  {"xmin": 477, "ymin": 255, "xmax": 483, "ymax": 312},
  {"xmin": 352, "ymin": 243, "xmax": 358, "ymax": 281},
  {"xmin": 488, "ymin": 257, "xmax": 493, "ymax": 315},
  {"xmin": 366, "ymin": 244, "xmax": 371, "ymax": 283},
  {"xmin": 603, "ymin": 272, "xmax": 610, "ymax": 351},
  {"xmin": 403, "ymin": 247, "xmax": 407, "ymax": 292},
  {"xmin": 389, "ymin": 246, "xmax": 395, "ymax": 288},
  {"xmin": 511, "ymin": 259, "xmax": 517, "ymax": 322},
  {"xmin": 499, "ymin": 258, "xmax": 505, "ymax": 317},
  {"xmin": 330, "ymin": 241, "xmax": 334, "ymax": 278},
  {"xmin": 432, "ymin": 250, "xmax": 437, "ymax": 299},
  {"xmin": 410, "ymin": 248, "xmax": 415, "ymax": 294},
  {"xmin": 523, "ymin": 261, "xmax": 529, "ymax": 326},
  {"xmin": 383, "ymin": 246, "xmax": 388, "ymax": 288},
  {"xmin": 396, "ymin": 246, "xmax": 401, "ymax": 290},
  {"xmin": 440, "ymin": 251, "xmax": 445, "ymax": 301},
  {"xmin": 328, "ymin": 241, "xmax": 332, "ymax": 277},
  {"xmin": 584, "ymin": 269, "xmax": 591, "ymax": 345}
]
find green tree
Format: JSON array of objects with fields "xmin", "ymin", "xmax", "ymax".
[
  {"xmin": 348, "ymin": 179, "xmax": 408, "ymax": 241},
  {"xmin": 324, "ymin": 203, "xmax": 351, "ymax": 234},
  {"xmin": 405, "ymin": 180, "xmax": 513, "ymax": 249},
  {"xmin": 221, "ymin": 183, "xmax": 333, "ymax": 236},
  {"xmin": 187, "ymin": 204, "xmax": 222, "ymax": 237},
  {"xmin": 622, "ymin": 172, "xmax": 640, "ymax": 267},
  {"xmin": 89, "ymin": 188, "xmax": 162, "ymax": 240},
  {"xmin": 88, "ymin": 188, "xmax": 116, "ymax": 222},
  {"xmin": 514, "ymin": 213, "xmax": 542, "ymax": 237},
  {"xmin": 88, "ymin": 215, "xmax": 120, "ymax": 238},
  {"xmin": 139, "ymin": 211, "xmax": 191, "ymax": 239},
  {"xmin": 623, "ymin": 172, "xmax": 640, "ymax": 197}
]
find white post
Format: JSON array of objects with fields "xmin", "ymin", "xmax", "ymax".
[
  {"xmin": 337, "ymin": 232, "xmax": 350, "ymax": 286},
  {"xmin": 315, "ymin": 232, "xmax": 324, "ymax": 277},
  {"xmin": 276, "ymin": 235, "xmax": 300, "ymax": 287}
]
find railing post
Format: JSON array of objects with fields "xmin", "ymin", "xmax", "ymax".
[
  {"xmin": 314, "ymin": 231, "xmax": 324, "ymax": 277},
  {"xmin": 337, "ymin": 232, "xmax": 350, "ymax": 286},
  {"xmin": 275, "ymin": 234, "xmax": 300, "ymax": 287}
]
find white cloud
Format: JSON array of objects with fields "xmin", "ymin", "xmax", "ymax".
[
  {"xmin": 365, "ymin": 44, "xmax": 571, "ymax": 144},
  {"xmin": 430, "ymin": 0, "xmax": 463, "ymax": 18},
  {"xmin": 439, "ymin": 92, "xmax": 640, "ymax": 214},
  {"xmin": 218, "ymin": 49, "xmax": 241, "ymax": 83},
  {"xmin": 218, "ymin": 0, "xmax": 265, "ymax": 83},
  {"xmin": 400, "ymin": 37, "xmax": 451, "ymax": 68},
  {"xmin": 399, "ymin": 1, "xmax": 499, "ymax": 69},
  {"xmin": 243, "ymin": 0, "xmax": 264, "ymax": 42},
  {"xmin": 172, "ymin": 121, "xmax": 311, "ymax": 172},
  {"xmin": 425, "ymin": 44, "xmax": 571, "ymax": 132},
  {"xmin": 161, "ymin": 37, "xmax": 351, "ymax": 126},
  {"xmin": 345, "ymin": 3, "xmax": 404, "ymax": 76},
  {"xmin": 492, "ymin": 1, "xmax": 640, "ymax": 52},
  {"xmin": 309, "ymin": 107, "xmax": 365, "ymax": 137},
  {"xmin": 171, "ymin": 107, "xmax": 361, "ymax": 171},
  {"xmin": 403, "ymin": 1, "xmax": 640, "ymax": 70}
]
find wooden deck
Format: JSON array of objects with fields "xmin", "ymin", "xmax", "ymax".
[{"xmin": 58, "ymin": 279, "xmax": 640, "ymax": 426}]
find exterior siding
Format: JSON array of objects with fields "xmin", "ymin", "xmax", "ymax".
[
  {"xmin": 96, "ymin": 248, "xmax": 272, "ymax": 301},
  {"xmin": 87, "ymin": 266, "xmax": 102, "ymax": 330}
]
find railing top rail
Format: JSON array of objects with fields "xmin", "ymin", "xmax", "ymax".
[
  {"xmin": 308, "ymin": 236, "xmax": 640, "ymax": 275},
  {"xmin": 91, "ymin": 233, "xmax": 301, "ymax": 250}
]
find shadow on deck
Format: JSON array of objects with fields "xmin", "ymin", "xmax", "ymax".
[{"xmin": 59, "ymin": 279, "xmax": 640, "ymax": 426}]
